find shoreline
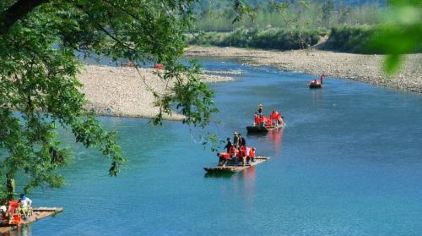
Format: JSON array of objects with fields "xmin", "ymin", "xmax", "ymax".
[
  {"xmin": 185, "ymin": 46, "xmax": 422, "ymax": 94},
  {"xmin": 79, "ymin": 65, "xmax": 234, "ymax": 120}
]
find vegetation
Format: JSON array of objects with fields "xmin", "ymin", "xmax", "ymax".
[
  {"xmin": 189, "ymin": 0, "xmax": 387, "ymax": 52},
  {"xmin": 193, "ymin": 0, "xmax": 384, "ymax": 32},
  {"xmin": 0, "ymin": 0, "xmax": 216, "ymax": 201},
  {"xmin": 188, "ymin": 27, "xmax": 322, "ymax": 50},
  {"xmin": 370, "ymin": 0, "xmax": 422, "ymax": 73},
  {"xmin": 322, "ymin": 25, "xmax": 377, "ymax": 53}
]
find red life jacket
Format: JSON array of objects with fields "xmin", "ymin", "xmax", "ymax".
[
  {"xmin": 240, "ymin": 146, "xmax": 247, "ymax": 157},
  {"xmin": 219, "ymin": 152, "xmax": 231, "ymax": 160},
  {"xmin": 229, "ymin": 146, "xmax": 237, "ymax": 156},
  {"xmin": 249, "ymin": 149, "xmax": 256, "ymax": 158},
  {"xmin": 254, "ymin": 115, "xmax": 260, "ymax": 125}
]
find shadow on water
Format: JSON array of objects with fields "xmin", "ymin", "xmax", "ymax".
[
  {"xmin": 204, "ymin": 171, "xmax": 235, "ymax": 178},
  {"xmin": 204, "ymin": 165, "xmax": 258, "ymax": 180}
]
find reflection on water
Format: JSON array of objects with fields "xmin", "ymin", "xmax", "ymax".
[
  {"xmin": 4, "ymin": 225, "xmax": 31, "ymax": 236},
  {"xmin": 267, "ymin": 129, "xmax": 284, "ymax": 154}
]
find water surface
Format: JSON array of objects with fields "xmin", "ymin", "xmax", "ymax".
[{"xmin": 21, "ymin": 59, "xmax": 422, "ymax": 235}]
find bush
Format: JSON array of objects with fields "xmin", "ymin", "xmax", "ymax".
[
  {"xmin": 323, "ymin": 25, "xmax": 378, "ymax": 53},
  {"xmin": 188, "ymin": 27, "xmax": 323, "ymax": 50}
]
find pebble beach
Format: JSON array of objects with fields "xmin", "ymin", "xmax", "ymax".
[
  {"xmin": 186, "ymin": 46, "xmax": 422, "ymax": 93},
  {"xmin": 79, "ymin": 47, "xmax": 422, "ymax": 119},
  {"xmin": 78, "ymin": 65, "xmax": 233, "ymax": 120}
]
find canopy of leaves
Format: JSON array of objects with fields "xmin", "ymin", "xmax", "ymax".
[
  {"xmin": 0, "ymin": 0, "xmax": 216, "ymax": 199},
  {"xmin": 370, "ymin": 0, "xmax": 422, "ymax": 73}
]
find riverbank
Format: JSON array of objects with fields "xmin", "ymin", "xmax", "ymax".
[
  {"xmin": 79, "ymin": 65, "xmax": 234, "ymax": 120},
  {"xmin": 185, "ymin": 46, "xmax": 422, "ymax": 93}
]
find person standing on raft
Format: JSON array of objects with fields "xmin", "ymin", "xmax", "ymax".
[{"xmin": 257, "ymin": 104, "xmax": 264, "ymax": 115}]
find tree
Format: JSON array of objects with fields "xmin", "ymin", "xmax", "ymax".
[
  {"xmin": 371, "ymin": 0, "xmax": 422, "ymax": 73},
  {"xmin": 321, "ymin": 0, "xmax": 334, "ymax": 26},
  {"xmin": 0, "ymin": 0, "xmax": 216, "ymax": 201}
]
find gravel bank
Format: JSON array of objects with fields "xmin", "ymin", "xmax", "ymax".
[
  {"xmin": 78, "ymin": 65, "xmax": 234, "ymax": 120},
  {"xmin": 186, "ymin": 46, "xmax": 422, "ymax": 93}
]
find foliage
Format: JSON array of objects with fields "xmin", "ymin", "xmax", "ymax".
[
  {"xmin": 0, "ymin": 0, "xmax": 216, "ymax": 200},
  {"xmin": 188, "ymin": 27, "xmax": 322, "ymax": 50},
  {"xmin": 323, "ymin": 25, "xmax": 378, "ymax": 53},
  {"xmin": 370, "ymin": 0, "xmax": 422, "ymax": 73},
  {"xmin": 192, "ymin": 0, "xmax": 385, "ymax": 32}
]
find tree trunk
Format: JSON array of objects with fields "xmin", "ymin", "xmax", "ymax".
[
  {"xmin": 6, "ymin": 174, "xmax": 15, "ymax": 201},
  {"xmin": 0, "ymin": 0, "xmax": 49, "ymax": 35}
]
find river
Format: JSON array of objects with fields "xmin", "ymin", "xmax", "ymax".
[{"xmin": 17, "ymin": 58, "xmax": 422, "ymax": 235}]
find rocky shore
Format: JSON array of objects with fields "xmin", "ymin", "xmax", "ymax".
[
  {"xmin": 186, "ymin": 46, "xmax": 422, "ymax": 93},
  {"xmin": 78, "ymin": 65, "xmax": 234, "ymax": 120},
  {"xmin": 79, "ymin": 47, "xmax": 421, "ymax": 119}
]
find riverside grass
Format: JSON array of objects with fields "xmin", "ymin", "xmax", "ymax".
[
  {"xmin": 189, "ymin": 1, "xmax": 388, "ymax": 53},
  {"xmin": 187, "ymin": 26, "xmax": 374, "ymax": 53}
]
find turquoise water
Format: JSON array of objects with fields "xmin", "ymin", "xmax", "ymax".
[{"xmin": 20, "ymin": 59, "xmax": 422, "ymax": 235}]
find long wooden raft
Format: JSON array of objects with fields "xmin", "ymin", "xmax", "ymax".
[
  {"xmin": 204, "ymin": 156, "xmax": 270, "ymax": 173},
  {"xmin": 0, "ymin": 207, "xmax": 63, "ymax": 234}
]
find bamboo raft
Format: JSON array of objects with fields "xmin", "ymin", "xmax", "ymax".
[
  {"xmin": 0, "ymin": 207, "xmax": 63, "ymax": 234},
  {"xmin": 204, "ymin": 156, "xmax": 270, "ymax": 173},
  {"xmin": 246, "ymin": 124, "xmax": 284, "ymax": 133}
]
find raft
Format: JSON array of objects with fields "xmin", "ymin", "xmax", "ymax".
[
  {"xmin": 0, "ymin": 207, "xmax": 63, "ymax": 234},
  {"xmin": 204, "ymin": 156, "xmax": 270, "ymax": 173},
  {"xmin": 246, "ymin": 124, "xmax": 284, "ymax": 133},
  {"xmin": 309, "ymin": 83, "xmax": 322, "ymax": 89}
]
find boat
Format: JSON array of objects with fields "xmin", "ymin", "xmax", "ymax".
[
  {"xmin": 309, "ymin": 74, "xmax": 325, "ymax": 89},
  {"xmin": 0, "ymin": 207, "xmax": 63, "ymax": 234},
  {"xmin": 309, "ymin": 81, "xmax": 322, "ymax": 88},
  {"xmin": 246, "ymin": 124, "xmax": 284, "ymax": 133},
  {"xmin": 204, "ymin": 156, "xmax": 270, "ymax": 173}
]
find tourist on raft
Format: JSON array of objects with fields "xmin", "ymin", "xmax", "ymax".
[
  {"xmin": 238, "ymin": 145, "xmax": 247, "ymax": 166},
  {"xmin": 18, "ymin": 193, "xmax": 32, "ymax": 219},
  {"xmin": 0, "ymin": 205, "xmax": 7, "ymax": 222},
  {"xmin": 233, "ymin": 131, "xmax": 240, "ymax": 147},
  {"xmin": 239, "ymin": 133, "xmax": 246, "ymax": 147},
  {"xmin": 224, "ymin": 137, "xmax": 232, "ymax": 153},
  {"xmin": 257, "ymin": 104, "xmax": 264, "ymax": 115},
  {"xmin": 270, "ymin": 109, "xmax": 285, "ymax": 126},
  {"xmin": 247, "ymin": 147, "xmax": 256, "ymax": 164}
]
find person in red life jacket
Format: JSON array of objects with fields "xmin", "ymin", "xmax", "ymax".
[
  {"xmin": 239, "ymin": 145, "xmax": 247, "ymax": 166},
  {"xmin": 239, "ymin": 134, "xmax": 246, "ymax": 147},
  {"xmin": 270, "ymin": 109, "xmax": 285, "ymax": 126},
  {"xmin": 270, "ymin": 109, "xmax": 279, "ymax": 126},
  {"xmin": 247, "ymin": 147, "xmax": 256, "ymax": 164},
  {"xmin": 264, "ymin": 116, "xmax": 272, "ymax": 127},
  {"xmin": 256, "ymin": 114, "xmax": 264, "ymax": 127},
  {"xmin": 236, "ymin": 146, "xmax": 242, "ymax": 163},
  {"xmin": 217, "ymin": 152, "xmax": 231, "ymax": 166},
  {"xmin": 254, "ymin": 112, "xmax": 260, "ymax": 126}
]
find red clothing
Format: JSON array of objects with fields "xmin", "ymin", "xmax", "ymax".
[
  {"xmin": 219, "ymin": 152, "xmax": 231, "ymax": 160},
  {"xmin": 271, "ymin": 111, "xmax": 279, "ymax": 120},
  {"xmin": 249, "ymin": 149, "xmax": 256, "ymax": 158},
  {"xmin": 229, "ymin": 146, "xmax": 237, "ymax": 156},
  {"xmin": 254, "ymin": 115, "xmax": 260, "ymax": 125},
  {"xmin": 240, "ymin": 146, "xmax": 247, "ymax": 157}
]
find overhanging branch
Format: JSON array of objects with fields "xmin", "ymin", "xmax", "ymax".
[{"xmin": 0, "ymin": 0, "xmax": 49, "ymax": 35}]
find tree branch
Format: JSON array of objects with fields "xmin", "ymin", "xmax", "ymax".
[{"xmin": 0, "ymin": 0, "xmax": 49, "ymax": 35}]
